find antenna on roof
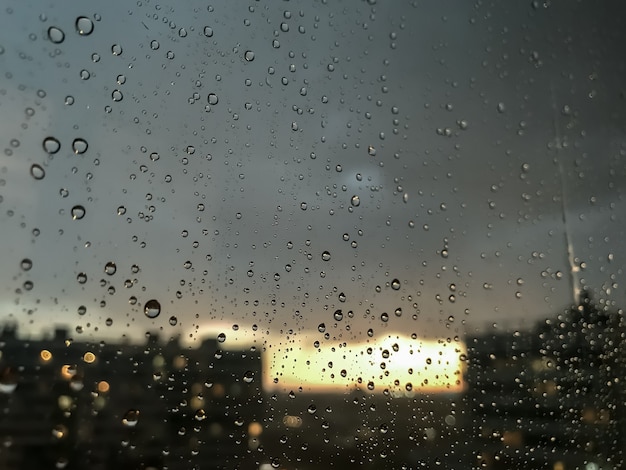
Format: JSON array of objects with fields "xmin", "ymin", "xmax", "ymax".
[{"xmin": 550, "ymin": 81, "xmax": 580, "ymax": 305}]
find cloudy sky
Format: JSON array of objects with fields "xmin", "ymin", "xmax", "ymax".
[{"xmin": 0, "ymin": 0, "xmax": 625, "ymax": 350}]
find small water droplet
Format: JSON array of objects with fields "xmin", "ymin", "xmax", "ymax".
[
  {"xmin": 497, "ymin": 102, "xmax": 506, "ymax": 113},
  {"xmin": 144, "ymin": 299, "xmax": 161, "ymax": 318},
  {"xmin": 122, "ymin": 410, "xmax": 139, "ymax": 427},
  {"xmin": 111, "ymin": 90, "xmax": 123, "ymax": 101},
  {"xmin": 43, "ymin": 136, "xmax": 61, "ymax": 154},
  {"xmin": 243, "ymin": 371, "xmax": 254, "ymax": 383},
  {"xmin": 333, "ymin": 310, "xmax": 343, "ymax": 321},
  {"xmin": 208, "ymin": 93, "xmax": 218, "ymax": 105},
  {"xmin": 317, "ymin": 323, "xmax": 326, "ymax": 333},
  {"xmin": 47, "ymin": 26, "xmax": 65, "ymax": 44},
  {"xmin": 394, "ymin": 307, "xmax": 402, "ymax": 317},
  {"xmin": 217, "ymin": 332, "xmax": 226, "ymax": 343},
  {"xmin": 380, "ymin": 312, "xmax": 389, "ymax": 322},
  {"xmin": 76, "ymin": 272, "xmax": 87, "ymax": 284},
  {"xmin": 75, "ymin": 16, "xmax": 94, "ymax": 36},
  {"xmin": 350, "ymin": 195, "xmax": 360, "ymax": 207},
  {"xmin": 169, "ymin": 316, "xmax": 178, "ymax": 326},
  {"xmin": 30, "ymin": 164, "xmax": 45, "ymax": 180},
  {"xmin": 104, "ymin": 262, "xmax": 117, "ymax": 275},
  {"xmin": 111, "ymin": 43, "xmax": 123, "ymax": 55},
  {"xmin": 203, "ymin": 26, "xmax": 214, "ymax": 37},
  {"xmin": 72, "ymin": 138, "xmax": 88, "ymax": 154},
  {"xmin": 321, "ymin": 251, "xmax": 331, "ymax": 261},
  {"xmin": 244, "ymin": 50, "xmax": 255, "ymax": 61},
  {"xmin": 391, "ymin": 279, "xmax": 401, "ymax": 290},
  {"xmin": 71, "ymin": 205, "xmax": 86, "ymax": 220}
]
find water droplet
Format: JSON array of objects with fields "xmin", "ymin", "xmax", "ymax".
[
  {"xmin": 111, "ymin": 44, "xmax": 123, "ymax": 56},
  {"xmin": 111, "ymin": 90, "xmax": 123, "ymax": 101},
  {"xmin": 307, "ymin": 404, "xmax": 317, "ymax": 414},
  {"xmin": 380, "ymin": 312, "xmax": 389, "ymax": 322},
  {"xmin": 122, "ymin": 410, "xmax": 139, "ymax": 427},
  {"xmin": 20, "ymin": 258, "xmax": 33, "ymax": 271},
  {"xmin": 150, "ymin": 40, "xmax": 160, "ymax": 50},
  {"xmin": 368, "ymin": 145, "xmax": 376, "ymax": 156},
  {"xmin": 30, "ymin": 164, "xmax": 45, "ymax": 180},
  {"xmin": 497, "ymin": 102, "xmax": 506, "ymax": 113},
  {"xmin": 394, "ymin": 307, "xmax": 402, "ymax": 317},
  {"xmin": 203, "ymin": 26, "xmax": 214, "ymax": 37},
  {"xmin": 317, "ymin": 323, "xmax": 326, "ymax": 333},
  {"xmin": 217, "ymin": 332, "xmax": 226, "ymax": 343},
  {"xmin": 72, "ymin": 138, "xmax": 88, "ymax": 154},
  {"xmin": 391, "ymin": 279, "xmax": 401, "ymax": 290},
  {"xmin": 71, "ymin": 205, "xmax": 86, "ymax": 220},
  {"xmin": 244, "ymin": 50, "xmax": 255, "ymax": 61},
  {"xmin": 208, "ymin": 93, "xmax": 218, "ymax": 105},
  {"xmin": 76, "ymin": 272, "xmax": 87, "ymax": 284},
  {"xmin": 75, "ymin": 16, "xmax": 94, "ymax": 36},
  {"xmin": 144, "ymin": 299, "xmax": 161, "ymax": 319},
  {"xmin": 243, "ymin": 371, "xmax": 254, "ymax": 383},
  {"xmin": 333, "ymin": 310, "xmax": 343, "ymax": 321},
  {"xmin": 321, "ymin": 251, "xmax": 331, "ymax": 261},
  {"xmin": 350, "ymin": 195, "xmax": 360, "ymax": 207},
  {"xmin": 338, "ymin": 292, "xmax": 346, "ymax": 302},
  {"xmin": 194, "ymin": 409, "xmax": 207, "ymax": 421},
  {"xmin": 43, "ymin": 136, "xmax": 61, "ymax": 154},
  {"xmin": 47, "ymin": 26, "xmax": 65, "ymax": 44},
  {"xmin": 78, "ymin": 305, "xmax": 87, "ymax": 315},
  {"xmin": 168, "ymin": 316, "xmax": 178, "ymax": 326},
  {"xmin": 104, "ymin": 262, "xmax": 117, "ymax": 275}
]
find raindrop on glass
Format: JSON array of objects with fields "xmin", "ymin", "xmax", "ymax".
[
  {"xmin": 104, "ymin": 262, "xmax": 117, "ymax": 275},
  {"xmin": 43, "ymin": 136, "xmax": 61, "ymax": 154},
  {"xmin": 75, "ymin": 16, "xmax": 94, "ymax": 36},
  {"xmin": 321, "ymin": 251, "xmax": 331, "ymax": 261},
  {"xmin": 21, "ymin": 258, "xmax": 33, "ymax": 271},
  {"xmin": 208, "ymin": 93, "xmax": 218, "ymax": 105},
  {"xmin": 72, "ymin": 138, "xmax": 88, "ymax": 154},
  {"xmin": 47, "ymin": 26, "xmax": 65, "ymax": 44},
  {"xmin": 71, "ymin": 205, "xmax": 86, "ymax": 220},
  {"xmin": 350, "ymin": 195, "xmax": 360, "ymax": 207},
  {"xmin": 333, "ymin": 310, "xmax": 343, "ymax": 321},
  {"xmin": 122, "ymin": 410, "xmax": 139, "ymax": 427},
  {"xmin": 30, "ymin": 164, "xmax": 45, "ymax": 180},
  {"xmin": 243, "ymin": 371, "xmax": 254, "ymax": 383},
  {"xmin": 144, "ymin": 299, "xmax": 161, "ymax": 319},
  {"xmin": 391, "ymin": 279, "xmax": 401, "ymax": 290},
  {"xmin": 244, "ymin": 50, "xmax": 255, "ymax": 61},
  {"xmin": 217, "ymin": 332, "xmax": 226, "ymax": 343}
]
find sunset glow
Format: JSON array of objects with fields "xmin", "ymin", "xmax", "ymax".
[{"xmin": 263, "ymin": 335, "xmax": 466, "ymax": 395}]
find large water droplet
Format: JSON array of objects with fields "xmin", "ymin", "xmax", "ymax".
[
  {"xmin": 43, "ymin": 136, "xmax": 61, "ymax": 154},
  {"xmin": 333, "ymin": 310, "xmax": 343, "ymax": 321},
  {"xmin": 317, "ymin": 323, "xmax": 326, "ymax": 333},
  {"xmin": 21, "ymin": 258, "xmax": 33, "ymax": 271},
  {"xmin": 76, "ymin": 272, "xmax": 87, "ymax": 284},
  {"xmin": 391, "ymin": 279, "xmax": 401, "ymax": 290},
  {"xmin": 144, "ymin": 299, "xmax": 161, "ymax": 319},
  {"xmin": 244, "ymin": 50, "xmax": 255, "ymax": 62},
  {"xmin": 72, "ymin": 138, "xmax": 88, "ymax": 154},
  {"xmin": 30, "ymin": 164, "xmax": 46, "ymax": 180},
  {"xmin": 208, "ymin": 93, "xmax": 219, "ymax": 105},
  {"xmin": 122, "ymin": 410, "xmax": 139, "ymax": 427},
  {"xmin": 243, "ymin": 371, "xmax": 254, "ymax": 383},
  {"xmin": 75, "ymin": 16, "xmax": 94, "ymax": 36},
  {"xmin": 47, "ymin": 26, "xmax": 65, "ymax": 44},
  {"xmin": 71, "ymin": 205, "xmax": 86, "ymax": 220},
  {"xmin": 321, "ymin": 251, "xmax": 331, "ymax": 261},
  {"xmin": 104, "ymin": 262, "xmax": 117, "ymax": 275},
  {"xmin": 217, "ymin": 332, "xmax": 226, "ymax": 343},
  {"xmin": 350, "ymin": 195, "xmax": 360, "ymax": 207},
  {"xmin": 203, "ymin": 26, "xmax": 214, "ymax": 37}
]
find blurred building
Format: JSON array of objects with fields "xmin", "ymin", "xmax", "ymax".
[
  {"xmin": 0, "ymin": 326, "xmax": 263, "ymax": 470},
  {"xmin": 465, "ymin": 291, "xmax": 625, "ymax": 470}
]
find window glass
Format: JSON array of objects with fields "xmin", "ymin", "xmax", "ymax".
[{"xmin": 0, "ymin": 1, "xmax": 624, "ymax": 469}]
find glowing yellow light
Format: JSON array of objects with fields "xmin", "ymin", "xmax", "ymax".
[
  {"xmin": 83, "ymin": 352, "xmax": 96, "ymax": 363},
  {"xmin": 264, "ymin": 334, "xmax": 466, "ymax": 394},
  {"xmin": 97, "ymin": 381, "xmax": 110, "ymax": 393},
  {"xmin": 248, "ymin": 421, "xmax": 263, "ymax": 437},
  {"xmin": 282, "ymin": 416, "xmax": 303, "ymax": 428},
  {"xmin": 40, "ymin": 350, "xmax": 53, "ymax": 362}
]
